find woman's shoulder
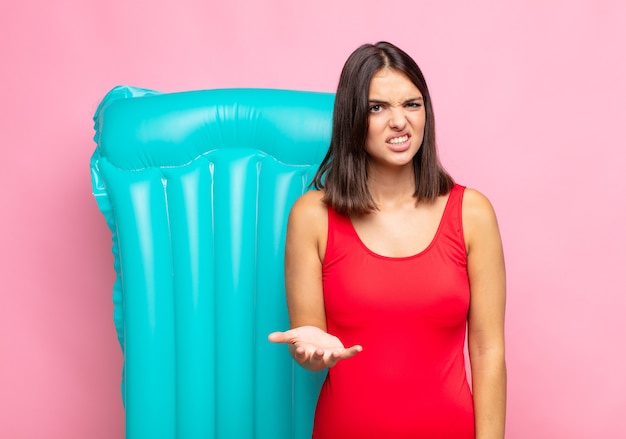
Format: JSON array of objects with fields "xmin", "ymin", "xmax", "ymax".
[
  {"xmin": 287, "ymin": 190, "xmax": 329, "ymax": 257},
  {"xmin": 461, "ymin": 187, "xmax": 501, "ymax": 246},
  {"xmin": 292, "ymin": 189, "xmax": 326, "ymax": 210},
  {"xmin": 289, "ymin": 189, "xmax": 328, "ymax": 227},
  {"xmin": 461, "ymin": 187, "xmax": 497, "ymax": 218}
]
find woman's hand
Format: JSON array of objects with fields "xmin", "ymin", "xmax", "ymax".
[{"xmin": 268, "ymin": 326, "xmax": 363, "ymax": 371}]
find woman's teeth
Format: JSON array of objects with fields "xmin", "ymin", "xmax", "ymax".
[{"xmin": 388, "ymin": 135, "xmax": 408, "ymax": 144}]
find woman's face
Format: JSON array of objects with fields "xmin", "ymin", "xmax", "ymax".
[{"xmin": 364, "ymin": 68, "xmax": 425, "ymax": 171}]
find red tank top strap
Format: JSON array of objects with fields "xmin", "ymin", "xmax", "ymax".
[
  {"xmin": 325, "ymin": 204, "xmax": 345, "ymax": 258},
  {"xmin": 437, "ymin": 184, "xmax": 467, "ymax": 264}
]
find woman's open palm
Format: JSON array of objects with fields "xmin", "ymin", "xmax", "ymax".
[{"xmin": 268, "ymin": 326, "xmax": 363, "ymax": 371}]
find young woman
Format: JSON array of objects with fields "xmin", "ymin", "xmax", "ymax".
[{"xmin": 269, "ymin": 41, "xmax": 506, "ymax": 439}]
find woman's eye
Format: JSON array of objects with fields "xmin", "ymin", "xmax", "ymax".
[
  {"xmin": 369, "ymin": 105, "xmax": 382, "ymax": 113},
  {"xmin": 406, "ymin": 102, "xmax": 422, "ymax": 108}
]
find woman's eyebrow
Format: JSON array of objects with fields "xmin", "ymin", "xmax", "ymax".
[{"xmin": 368, "ymin": 96, "xmax": 424, "ymax": 104}]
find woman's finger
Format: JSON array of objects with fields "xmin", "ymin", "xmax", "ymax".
[
  {"xmin": 267, "ymin": 331, "xmax": 288, "ymax": 343},
  {"xmin": 335, "ymin": 345, "xmax": 363, "ymax": 361},
  {"xmin": 346, "ymin": 345, "xmax": 363, "ymax": 355},
  {"xmin": 268, "ymin": 330, "xmax": 298, "ymax": 344}
]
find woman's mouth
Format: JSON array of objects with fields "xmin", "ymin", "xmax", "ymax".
[{"xmin": 386, "ymin": 134, "xmax": 410, "ymax": 151}]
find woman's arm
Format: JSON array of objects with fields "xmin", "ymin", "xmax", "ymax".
[
  {"xmin": 268, "ymin": 190, "xmax": 362, "ymax": 371},
  {"xmin": 463, "ymin": 188, "xmax": 507, "ymax": 439},
  {"xmin": 283, "ymin": 190, "xmax": 328, "ymax": 331}
]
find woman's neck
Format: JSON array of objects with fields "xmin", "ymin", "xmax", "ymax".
[{"xmin": 366, "ymin": 164, "xmax": 416, "ymax": 209}]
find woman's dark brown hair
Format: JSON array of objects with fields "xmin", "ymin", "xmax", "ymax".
[{"xmin": 311, "ymin": 41, "xmax": 454, "ymax": 216}]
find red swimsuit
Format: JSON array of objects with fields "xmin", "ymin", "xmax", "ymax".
[{"xmin": 313, "ymin": 184, "xmax": 474, "ymax": 439}]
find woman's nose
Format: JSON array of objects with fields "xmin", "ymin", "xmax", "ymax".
[{"xmin": 388, "ymin": 108, "xmax": 406, "ymax": 129}]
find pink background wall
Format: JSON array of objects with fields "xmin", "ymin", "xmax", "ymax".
[{"xmin": 1, "ymin": 1, "xmax": 624, "ymax": 437}]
